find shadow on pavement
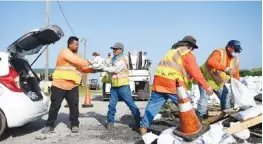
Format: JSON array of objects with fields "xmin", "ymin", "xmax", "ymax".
[{"xmin": 0, "ymin": 118, "xmax": 46, "ymax": 142}]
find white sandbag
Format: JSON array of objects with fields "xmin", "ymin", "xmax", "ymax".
[
  {"xmin": 232, "ymin": 105, "xmax": 262, "ymax": 121},
  {"xmin": 157, "ymin": 127, "xmax": 185, "ymax": 144},
  {"xmin": 142, "ymin": 132, "xmax": 159, "ymax": 144},
  {"xmin": 157, "ymin": 124, "xmax": 236, "ymax": 144},
  {"xmin": 230, "ymin": 122, "xmax": 250, "ymax": 140},
  {"xmin": 196, "ymin": 123, "xmax": 225, "ymax": 144},
  {"xmin": 219, "ymin": 133, "xmax": 237, "ymax": 144},
  {"xmin": 231, "ymin": 78, "xmax": 257, "ymax": 109}
]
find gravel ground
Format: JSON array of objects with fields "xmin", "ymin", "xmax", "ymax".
[
  {"xmin": 0, "ymin": 95, "xmax": 261, "ymax": 144},
  {"xmin": 0, "ymin": 95, "xmax": 147, "ymax": 144}
]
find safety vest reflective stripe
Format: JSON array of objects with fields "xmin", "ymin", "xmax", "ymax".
[
  {"xmin": 207, "ymin": 49, "xmax": 238, "ymax": 83},
  {"xmin": 111, "ymin": 56, "xmax": 129, "ymax": 87},
  {"xmin": 153, "ymin": 46, "xmax": 193, "ymax": 93},
  {"xmin": 205, "ymin": 63, "xmax": 225, "ymax": 83},
  {"xmin": 158, "ymin": 59, "xmax": 191, "ymax": 79},
  {"xmin": 201, "ymin": 48, "xmax": 239, "ymax": 90},
  {"xmin": 112, "ymin": 73, "xmax": 129, "ymax": 78},
  {"xmin": 55, "ymin": 66, "xmax": 82, "ymax": 76},
  {"xmin": 52, "ymin": 50, "xmax": 83, "ymax": 85},
  {"xmin": 231, "ymin": 58, "xmax": 238, "ymax": 69}
]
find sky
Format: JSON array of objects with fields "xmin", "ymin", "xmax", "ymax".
[{"xmin": 0, "ymin": 1, "xmax": 262, "ymax": 79}]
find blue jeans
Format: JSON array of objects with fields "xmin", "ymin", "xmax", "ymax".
[
  {"xmin": 197, "ymin": 85, "xmax": 230, "ymax": 116},
  {"xmin": 140, "ymin": 91, "xmax": 179, "ymax": 128},
  {"xmin": 107, "ymin": 85, "xmax": 141, "ymax": 124}
]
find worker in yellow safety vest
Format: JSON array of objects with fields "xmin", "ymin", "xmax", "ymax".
[
  {"xmin": 98, "ymin": 42, "xmax": 141, "ymax": 130},
  {"xmin": 196, "ymin": 40, "xmax": 242, "ymax": 121},
  {"xmin": 42, "ymin": 36, "xmax": 94, "ymax": 134},
  {"xmin": 139, "ymin": 36, "xmax": 214, "ymax": 135}
]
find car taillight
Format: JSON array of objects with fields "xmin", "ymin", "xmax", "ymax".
[{"xmin": 0, "ymin": 67, "xmax": 22, "ymax": 92}]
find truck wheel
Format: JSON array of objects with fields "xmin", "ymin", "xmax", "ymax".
[{"xmin": 0, "ymin": 110, "xmax": 7, "ymax": 137}]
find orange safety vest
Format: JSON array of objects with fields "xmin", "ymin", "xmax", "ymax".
[
  {"xmin": 200, "ymin": 48, "xmax": 239, "ymax": 90},
  {"xmin": 152, "ymin": 46, "xmax": 193, "ymax": 94},
  {"xmin": 52, "ymin": 49, "xmax": 82, "ymax": 85}
]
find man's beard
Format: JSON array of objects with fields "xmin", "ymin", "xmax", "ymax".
[{"xmin": 71, "ymin": 48, "xmax": 78, "ymax": 53}]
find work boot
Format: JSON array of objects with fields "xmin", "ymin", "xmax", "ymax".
[
  {"xmin": 195, "ymin": 110, "xmax": 203, "ymax": 122},
  {"xmin": 41, "ymin": 126, "xmax": 54, "ymax": 134},
  {"xmin": 71, "ymin": 126, "xmax": 79, "ymax": 133},
  {"xmin": 198, "ymin": 114, "xmax": 209, "ymax": 123},
  {"xmin": 106, "ymin": 123, "xmax": 114, "ymax": 130},
  {"xmin": 139, "ymin": 127, "xmax": 147, "ymax": 135}
]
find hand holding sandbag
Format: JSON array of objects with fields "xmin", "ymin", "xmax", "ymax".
[
  {"xmin": 206, "ymin": 87, "xmax": 214, "ymax": 96},
  {"xmin": 224, "ymin": 67, "xmax": 235, "ymax": 75}
]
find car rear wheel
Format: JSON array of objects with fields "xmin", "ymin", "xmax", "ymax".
[{"xmin": 0, "ymin": 110, "xmax": 7, "ymax": 137}]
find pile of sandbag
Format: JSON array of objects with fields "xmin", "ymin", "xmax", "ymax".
[
  {"xmin": 143, "ymin": 123, "xmax": 237, "ymax": 144},
  {"xmin": 188, "ymin": 76, "xmax": 262, "ymax": 109},
  {"xmin": 188, "ymin": 84, "xmax": 220, "ymax": 108},
  {"xmin": 241, "ymin": 76, "xmax": 262, "ymax": 94}
]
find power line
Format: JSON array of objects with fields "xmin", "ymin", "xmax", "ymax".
[{"xmin": 56, "ymin": 0, "xmax": 76, "ymax": 36}]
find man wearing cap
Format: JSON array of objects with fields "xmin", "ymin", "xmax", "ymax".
[
  {"xmin": 196, "ymin": 40, "xmax": 242, "ymax": 121},
  {"xmin": 139, "ymin": 36, "xmax": 214, "ymax": 135},
  {"xmin": 105, "ymin": 52, "xmax": 112, "ymax": 66},
  {"xmin": 101, "ymin": 42, "xmax": 141, "ymax": 129},
  {"xmin": 90, "ymin": 51, "xmax": 105, "ymax": 69}
]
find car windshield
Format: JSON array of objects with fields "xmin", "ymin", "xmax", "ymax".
[{"xmin": 91, "ymin": 79, "xmax": 97, "ymax": 83}]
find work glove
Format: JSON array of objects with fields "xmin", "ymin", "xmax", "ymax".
[
  {"xmin": 93, "ymin": 69, "xmax": 104, "ymax": 73},
  {"xmin": 224, "ymin": 67, "xmax": 235, "ymax": 76},
  {"xmin": 91, "ymin": 63, "xmax": 104, "ymax": 70},
  {"xmin": 206, "ymin": 87, "xmax": 214, "ymax": 96}
]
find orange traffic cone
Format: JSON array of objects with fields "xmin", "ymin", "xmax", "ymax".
[
  {"xmin": 82, "ymin": 87, "xmax": 93, "ymax": 108},
  {"xmin": 173, "ymin": 79, "xmax": 210, "ymax": 142}
]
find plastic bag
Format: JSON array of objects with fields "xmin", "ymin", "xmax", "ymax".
[{"xmin": 230, "ymin": 78, "xmax": 256, "ymax": 109}]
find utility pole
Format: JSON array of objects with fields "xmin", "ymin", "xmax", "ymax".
[
  {"xmin": 81, "ymin": 38, "xmax": 87, "ymax": 91},
  {"xmin": 44, "ymin": 0, "xmax": 50, "ymax": 81}
]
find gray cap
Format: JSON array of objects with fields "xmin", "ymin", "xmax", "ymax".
[{"xmin": 110, "ymin": 42, "xmax": 124, "ymax": 50}]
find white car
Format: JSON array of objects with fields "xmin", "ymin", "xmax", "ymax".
[{"xmin": 0, "ymin": 25, "xmax": 64, "ymax": 137}]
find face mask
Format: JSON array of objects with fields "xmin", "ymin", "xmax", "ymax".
[{"xmin": 231, "ymin": 52, "xmax": 239, "ymax": 57}]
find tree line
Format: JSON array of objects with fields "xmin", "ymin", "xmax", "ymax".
[{"xmin": 239, "ymin": 68, "xmax": 262, "ymax": 77}]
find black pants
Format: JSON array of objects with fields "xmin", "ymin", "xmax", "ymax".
[{"xmin": 46, "ymin": 86, "xmax": 79, "ymax": 127}]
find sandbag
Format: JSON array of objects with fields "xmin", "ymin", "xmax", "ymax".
[
  {"xmin": 232, "ymin": 105, "xmax": 262, "ymax": 121},
  {"xmin": 230, "ymin": 78, "xmax": 257, "ymax": 109},
  {"xmin": 230, "ymin": 122, "xmax": 250, "ymax": 140},
  {"xmin": 142, "ymin": 132, "xmax": 158, "ymax": 144}
]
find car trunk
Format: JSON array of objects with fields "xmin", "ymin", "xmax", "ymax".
[
  {"xmin": 9, "ymin": 57, "xmax": 43, "ymax": 101},
  {"xmin": 6, "ymin": 25, "xmax": 64, "ymax": 101}
]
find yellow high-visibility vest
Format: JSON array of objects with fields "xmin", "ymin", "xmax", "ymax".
[
  {"xmin": 111, "ymin": 56, "xmax": 129, "ymax": 87},
  {"xmin": 200, "ymin": 48, "xmax": 239, "ymax": 90},
  {"xmin": 153, "ymin": 46, "xmax": 193, "ymax": 94},
  {"xmin": 52, "ymin": 52, "xmax": 82, "ymax": 85}
]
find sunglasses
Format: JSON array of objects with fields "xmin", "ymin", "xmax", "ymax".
[{"xmin": 112, "ymin": 48, "xmax": 121, "ymax": 51}]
